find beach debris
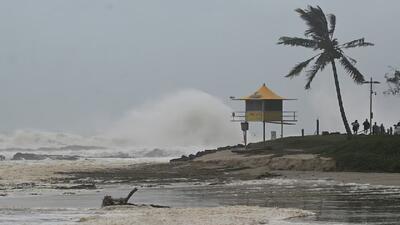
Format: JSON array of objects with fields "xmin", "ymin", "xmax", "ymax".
[
  {"xmin": 102, "ymin": 188, "xmax": 139, "ymax": 207},
  {"xmin": 101, "ymin": 187, "xmax": 169, "ymax": 208}
]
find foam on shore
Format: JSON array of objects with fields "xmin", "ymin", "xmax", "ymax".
[
  {"xmin": 0, "ymin": 158, "xmax": 170, "ymax": 187},
  {"xmin": 78, "ymin": 205, "xmax": 314, "ymax": 225}
]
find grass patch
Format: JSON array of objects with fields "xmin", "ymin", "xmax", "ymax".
[{"xmin": 247, "ymin": 135, "xmax": 400, "ymax": 172}]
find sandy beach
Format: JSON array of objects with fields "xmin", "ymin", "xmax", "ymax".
[{"xmin": 2, "ymin": 148, "xmax": 400, "ymax": 225}]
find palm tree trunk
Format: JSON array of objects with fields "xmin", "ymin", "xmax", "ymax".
[{"xmin": 331, "ymin": 60, "xmax": 352, "ymax": 138}]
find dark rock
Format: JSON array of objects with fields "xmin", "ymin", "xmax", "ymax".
[
  {"xmin": 55, "ymin": 183, "xmax": 96, "ymax": 190},
  {"xmin": 0, "ymin": 155, "xmax": 5, "ymax": 161},
  {"xmin": 195, "ymin": 149, "xmax": 217, "ymax": 158},
  {"xmin": 12, "ymin": 153, "xmax": 47, "ymax": 160},
  {"xmin": 12, "ymin": 152, "xmax": 79, "ymax": 161},
  {"xmin": 170, "ymin": 155, "xmax": 189, "ymax": 163},
  {"xmin": 47, "ymin": 155, "xmax": 79, "ymax": 160}
]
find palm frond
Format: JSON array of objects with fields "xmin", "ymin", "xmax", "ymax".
[
  {"xmin": 316, "ymin": 52, "xmax": 331, "ymax": 71},
  {"xmin": 339, "ymin": 55, "xmax": 365, "ymax": 83},
  {"xmin": 277, "ymin": 36, "xmax": 318, "ymax": 48},
  {"xmin": 344, "ymin": 54, "xmax": 357, "ymax": 64},
  {"xmin": 342, "ymin": 38, "xmax": 374, "ymax": 48},
  {"xmin": 327, "ymin": 14, "xmax": 336, "ymax": 37},
  {"xmin": 305, "ymin": 53, "xmax": 330, "ymax": 89},
  {"xmin": 295, "ymin": 5, "xmax": 329, "ymax": 40},
  {"xmin": 285, "ymin": 56, "xmax": 317, "ymax": 78},
  {"xmin": 304, "ymin": 64, "xmax": 321, "ymax": 89}
]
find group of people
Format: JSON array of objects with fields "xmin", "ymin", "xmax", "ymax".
[{"xmin": 351, "ymin": 119, "xmax": 399, "ymax": 135}]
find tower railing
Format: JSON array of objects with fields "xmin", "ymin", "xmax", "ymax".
[{"xmin": 231, "ymin": 111, "xmax": 297, "ymax": 124}]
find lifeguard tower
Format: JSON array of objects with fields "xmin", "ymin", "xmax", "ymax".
[{"xmin": 231, "ymin": 83, "xmax": 297, "ymax": 144}]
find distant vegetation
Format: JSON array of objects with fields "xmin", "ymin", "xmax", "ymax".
[
  {"xmin": 384, "ymin": 68, "xmax": 400, "ymax": 95},
  {"xmin": 249, "ymin": 135, "xmax": 400, "ymax": 172}
]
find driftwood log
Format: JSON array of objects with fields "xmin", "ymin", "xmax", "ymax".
[
  {"xmin": 101, "ymin": 187, "xmax": 169, "ymax": 208},
  {"xmin": 102, "ymin": 188, "xmax": 138, "ymax": 207}
]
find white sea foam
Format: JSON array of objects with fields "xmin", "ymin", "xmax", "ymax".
[
  {"xmin": 225, "ymin": 178, "xmax": 337, "ymax": 187},
  {"xmin": 78, "ymin": 206, "xmax": 315, "ymax": 225},
  {"xmin": 0, "ymin": 158, "xmax": 170, "ymax": 187}
]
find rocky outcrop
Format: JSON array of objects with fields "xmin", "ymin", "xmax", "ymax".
[
  {"xmin": 170, "ymin": 144, "xmax": 244, "ymax": 163},
  {"xmin": 0, "ymin": 155, "xmax": 5, "ymax": 161},
  {"xmin": 12, "ymin": 152, "xmax": 79, "ymax": 161}
]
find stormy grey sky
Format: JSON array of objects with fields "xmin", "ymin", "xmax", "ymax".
[{"xmin": 0, "ymin": 0, "xmax": 399, "ymax": 137}]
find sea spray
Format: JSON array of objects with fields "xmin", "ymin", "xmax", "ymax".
[
  {"xmin": 0, "ymin": 89, "xmax": 241, "ymax": 158},
  {"xmin": 105, "ymin": 89, "xmax": 241, "ymax": 147}
]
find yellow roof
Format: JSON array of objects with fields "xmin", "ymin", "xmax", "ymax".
[{"xmin": 239, "ymin": 83, "xmax": 285, "ymax": 100}]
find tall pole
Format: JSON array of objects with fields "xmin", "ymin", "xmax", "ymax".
[
  {"xmin": 363, "ymin": 77, "xmax": 380, "ymax": 134},
  {"xmin": 243, "ymin": 130, "xmax": 247, "ymax": 146},
  {"xmin": 369, "ymin": 78, "xmax": 373, "ymax": 134},
  {"xmin": 263, "ymin": 121, "xmax": 266, "ymax": 142},
  {"xmin": 262, "ymin": 101, "xmax": 266, "ymax": 142}
]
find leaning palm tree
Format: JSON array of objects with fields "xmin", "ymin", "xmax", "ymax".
[{"xmin": 278, "ymin": 5, "xmax": 373, "ymax": 137}]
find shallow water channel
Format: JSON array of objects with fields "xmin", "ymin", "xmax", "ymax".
[{"xmin": 1, "ymin": 178, "xmax": 400, "ymax": 225}]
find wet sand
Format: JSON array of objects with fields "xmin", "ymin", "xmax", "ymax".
[
  {"xmin": 2, "ymin": 157, "xmax": 400, "ymax": 191},
  {"xmin": 2, "ymin": 158, "xmax": 400, "ymax": 225}
]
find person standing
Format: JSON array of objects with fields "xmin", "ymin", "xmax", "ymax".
[
  {"xmin": 372, "ymin": 122, "xmax": 379, "ymax": 135},
  {"xmin": 380, "ymin": 124, "xmax": 386, "ymax": 135},
  {"xmin": 363, "ymin": 119, "xmax": 370, "ymax": 134},
  {"xmin": 351, "ymin": 120, "xmax": 360, "ymax": 134}
]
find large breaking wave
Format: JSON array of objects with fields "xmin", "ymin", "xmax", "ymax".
[{"xmin": 0, "ymin": 89, "xmax": 241, "ymax": 159}]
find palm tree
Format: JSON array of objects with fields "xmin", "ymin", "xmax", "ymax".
[{"xmin": 278, "ymin": 5, "xmax": 373, "ymax": 137}]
